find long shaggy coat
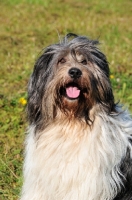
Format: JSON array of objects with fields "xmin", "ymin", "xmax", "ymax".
[{"xmin": 20, "ymin": 33, "xmax": 132, "ymax": 200}]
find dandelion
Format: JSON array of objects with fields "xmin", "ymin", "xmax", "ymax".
[
  {"xmin": 110, "ymin": 75, "xmax": 114, "ymax": 79},
  {"xmin": 19, "ymin": 97, "xmax": 27, "ymax": 106}
]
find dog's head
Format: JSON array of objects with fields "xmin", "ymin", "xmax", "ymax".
[{"xmin": 28, "ymin": 33, "xmax": 116, "ymax": 130}]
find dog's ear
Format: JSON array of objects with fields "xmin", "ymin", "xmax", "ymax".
[
  {"xmin": 82, "ymin": 40, "xmax": 116, "ymax": 112},
  {"xmin": 91, "ymin": 49, "xmax": 110, "ymax": 78},
  {"xmin": 95, "ymin": 75, "xmax": 116, "ymax": 113},
  {"xmin": 27, "ymin": 48, "xmax": 54, "ymax": 125}
]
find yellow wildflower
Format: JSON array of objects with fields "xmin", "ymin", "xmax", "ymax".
[
  {"xmin": 110, "ymin": 75, "xmax": 114, "ymax": 79},
  {"xmin": 19, "ymin": 97, "xmax": 27, "ymax": 106}
]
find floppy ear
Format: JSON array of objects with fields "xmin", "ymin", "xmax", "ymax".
[
  {"xmin": 27, "ymin": 49, "xmax": 54, "ymax": 125},
  {"xmin": 94, "ymin": 72, "xmax": 115, "ymax": 113},
  {"xmin": 91, "ymin": 48, "xmax": 110, "ymax": 78},
  {"xmin": 86, "ymin": 44, "xmax": 116, "ymax": 113}
]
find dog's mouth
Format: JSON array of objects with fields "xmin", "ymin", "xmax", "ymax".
[
  {"xmin": 60, "ymin": 82, "xmax": 87, "ymax": 100},
  {"xmin": 66, "ymin": 86, "xmax": 81, "ymax": 99}
]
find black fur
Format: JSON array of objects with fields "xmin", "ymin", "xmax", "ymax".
[{"xmin": 114, "ymin": 145, "xmax": 132, "ymax": 199}]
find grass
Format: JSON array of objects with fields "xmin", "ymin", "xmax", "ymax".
[{"xmin": 0, "ymin": 0, "xmax": 132, "ymax": 199}]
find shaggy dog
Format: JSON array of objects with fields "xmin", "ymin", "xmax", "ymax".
[{"xmin": 20, "ymin": 33, "xmax": 132, "ymax": 200}]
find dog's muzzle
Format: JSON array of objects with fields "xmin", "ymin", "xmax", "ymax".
[
  {"xmin": 59, "ymin": 67, "xmax": 88, "ymax": 101},
  {"xmin": 64, "ymin": 68, "xmax": 82, "ymax": 99}
]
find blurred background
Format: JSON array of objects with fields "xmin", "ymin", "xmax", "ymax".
[{"xmin": 0, "ymin": 0, "xmax": 132, "ymax": 199}]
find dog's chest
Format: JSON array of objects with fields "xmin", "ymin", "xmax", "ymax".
[
  {"xmin": 35, "ymin": 131, "xmax": 99, "ymax": 199},
  {"xmin": 27, "ymin": 121, "xmax": 125, "ymax": 200}
]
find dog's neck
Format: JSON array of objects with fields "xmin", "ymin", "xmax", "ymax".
[{"xmin": 52, "ymin": 104, "xmax": 103, "ymax": 129}]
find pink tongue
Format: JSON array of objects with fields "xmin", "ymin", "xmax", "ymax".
[{"xmin": 66, "ymin": 87, "xmax": 80, "ymax": 98}]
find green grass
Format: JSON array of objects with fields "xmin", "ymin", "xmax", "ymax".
[{"xmin": 0, "ymin": 0, "xmax": 132, "ymax": 199}]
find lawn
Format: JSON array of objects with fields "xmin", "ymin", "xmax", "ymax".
[{"xmin": 0, "ymin": 0, "xmax": 132, "ymax": 199}]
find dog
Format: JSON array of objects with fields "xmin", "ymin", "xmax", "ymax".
[{"xmin": 20, "ymin": 33, "xmax": 132, "ymax": 200}]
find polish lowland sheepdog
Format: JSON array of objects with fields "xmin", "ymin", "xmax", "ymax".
[{"xmin": 20, "ymin": 33, "xmax": 132, "ymax": 200}]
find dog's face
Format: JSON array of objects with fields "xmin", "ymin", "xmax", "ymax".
[
  {"xmin": 28, "ymin": 33, "xmax": 115, "ymax": 129},
  {"xmin": 48, "ymin": 52, "xmax": 94, "ymax": 116}
]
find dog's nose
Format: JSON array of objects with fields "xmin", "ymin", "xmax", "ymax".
[{"xmin": 68, "ymin": 68, "xmax": 82, "ymax": 79}]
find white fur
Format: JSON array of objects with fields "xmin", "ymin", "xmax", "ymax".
[{"xmin": 20, "ymin": 107, "xmax": 132, "ymax": 200}]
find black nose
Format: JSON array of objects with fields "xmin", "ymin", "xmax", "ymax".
[{"xmin": 68, "ymin": 68, "xmax": 82, "ymax": 79}]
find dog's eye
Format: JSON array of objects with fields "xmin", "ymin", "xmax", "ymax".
[
  {"xmin": 81, "ymin": 59, "xmax": 87, "ymax": 65},
  {"xmin": 58, "ymin": 58, "xmax": 66, "ymax": 64}
]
